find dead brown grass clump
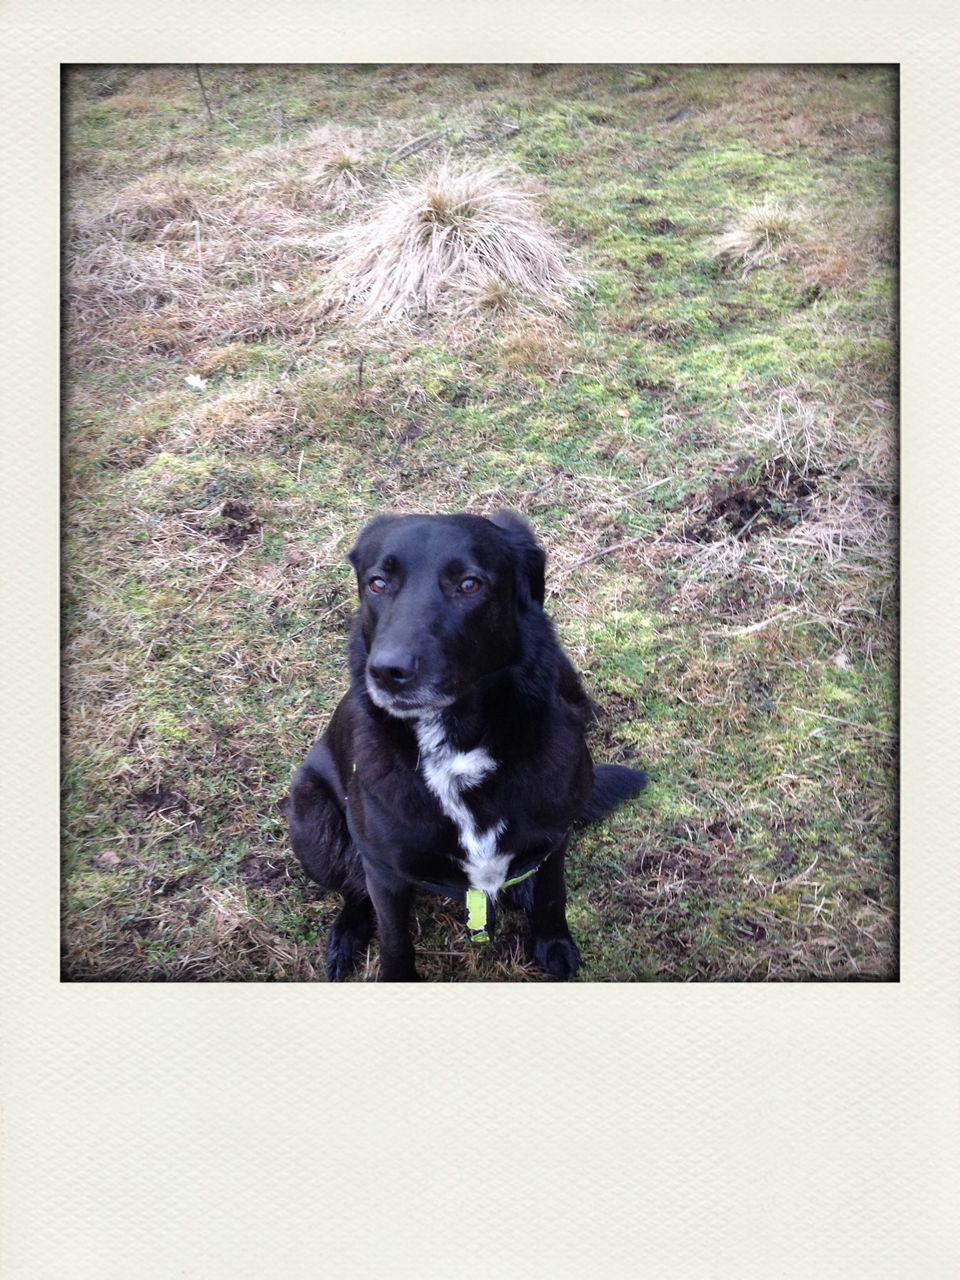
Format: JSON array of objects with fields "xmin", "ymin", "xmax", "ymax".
[
  {"xmin": 801, "ymin": 207, "xmax": 897, "ymax": 293},
  {"xmin": 104, "ymin": 67, "xmax": 197, "ymax": 116},
  {"xmin": 92, "ymin": 175, "xmax": 210, "ymax": 241},
  {"xmin": 324, "ymin": 161, "xmax": 583, "ymax": 322},
  {"xmin": 300, "ymin": 125, "xmax": 373, "ymax": 213},
  {"xmin": 712, "ymin": 198, "xmax": 807, "ymax": 274},
  {"xmin": 738, "ymin": 387, "xmax": 836, "ymax": 476},
  {"xmin": 780, "ymin": 476, "xmax": 893, "ymax": 567}
]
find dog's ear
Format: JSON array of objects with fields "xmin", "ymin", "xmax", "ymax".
[
  {"xmin": 347, "ymin": 514, "xmax": 399, "ymax": 573},
  {"xmin": 488, "ymin": 510, "xmax": 546, "ymax": 609}
]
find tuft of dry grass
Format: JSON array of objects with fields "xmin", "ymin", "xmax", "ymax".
[
  {"xmin": 495, "ymin": 317, "xmax": 575, "ymax": 377},
  {"xmin": 712, "ymin": 198, "xmax": 807, "ymax": 273},
  {"xmin": 65, "ymin": 238, "xmax": 194, "ymax": 319},
  {"xmin": 323, "ymin": 161, "xmax": 583, "ymax": 321},
  {"xmin": 103, "ymin": 67, "xmax": 198, "ymax": 117},
  {"xmin": 780, "ymin": 477, "xmax": 893, "ymax": 567},
  {"xmin": 737, "ymin": 388, "xmax": 837, "ymax": 477},
  {"xmin": 300, "ymin": 125, "xmax": 373, "ymax": 212},
  {"xmin": 800, "ymin": 206, "xmax": 897, "ymax": 293},
  {"xmin": 90, "ymin": 175, "xmax": 210, "ymax": 242}
]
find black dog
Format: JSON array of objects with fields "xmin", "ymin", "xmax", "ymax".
[{"xmin": 287, "ymin": 511, "xmax": 646, "ymax": 981}]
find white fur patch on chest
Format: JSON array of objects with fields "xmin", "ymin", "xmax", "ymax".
[{"xmin": 414, "ymin": 715, "xmax": 510, "ymax": 895}]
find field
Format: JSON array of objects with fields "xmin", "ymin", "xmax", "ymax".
[{"xmin": 62, "ymin": 63, "xmax": 898, "ymax": 981}]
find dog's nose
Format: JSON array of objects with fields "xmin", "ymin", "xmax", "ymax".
[{"xmin": 369, "ymin": 648, "xmax": 418, "ymax": 692}]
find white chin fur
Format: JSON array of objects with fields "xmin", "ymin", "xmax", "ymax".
[{"xmin": 364, "ymin": 675, "xmax": 453, "ymax": 718}]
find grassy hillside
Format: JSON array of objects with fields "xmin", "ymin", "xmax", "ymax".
[{"xmin": 62, "ymin": 64, "xmax": 897, "ymax": 981}]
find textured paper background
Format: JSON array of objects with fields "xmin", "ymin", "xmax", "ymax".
[{"xmin": 2, "ymin": 2, "xmax": 958, "ymax": 1276}]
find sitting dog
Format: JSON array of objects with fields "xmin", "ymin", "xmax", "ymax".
[{"xmin": 286, "ymin": 511, "xmax": 647, "ymax": 981}]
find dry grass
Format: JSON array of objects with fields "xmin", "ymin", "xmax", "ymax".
[
  {"xmin": 495, "ymin": 317, "xmax": 576, "ymax": 375},
  {"xmin": 104, "ymin": 67, "xmax": 198, "ymax": 116},
  {"xmin": 170, "ymin": 383, "xmax": 300, "ymax": 451},
  {"xmin": 737, "ymin": 388, "xmax": 838, "ymax": 476},
  {"xmin": 300, "ymin": 125, "xmax": 372, "ymax": 212},
  {"xmin": 712, "ymin": 198, "xmax": 808, "ymax": 274},
  {"xmin": 781, "ymin": 478, "xmax": 893, "ymax": 568},
  {"xmin": 229, "ymin": 130, "xmax": 377, "ymax": 215},
  {"xmin": 323, "ymin": 161, "xmax": 583, "ymax": 321},
  {"xmin": 800, "ymin": 206, "xmax": 897, "ymax": 292},
  {"xmin": 90, "ymin": 175, "xmax": 210, "ymax": 241},
  {"xmin": 663, "ymin": 388, "xmax": 895, "ymax": 640},
  {"xmin": 64, "ymin": 149, "xmax": 348, "ymax": 359}
]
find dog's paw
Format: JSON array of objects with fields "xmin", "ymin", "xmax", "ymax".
[
  {"xmin": 532, "ymin": 934, "xmax": 582, "ymax": 981},
  {"xmin": 379, "ymin": 966, "xmax": 420, "ymax": 983},
  {"xmin": 325, "ymin": 921, "xmax": 370, "ymax": 982}
]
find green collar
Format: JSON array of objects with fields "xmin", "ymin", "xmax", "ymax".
[{"xmin": 465, "ymin": 865, "xmax": 538, "ymax": 944}]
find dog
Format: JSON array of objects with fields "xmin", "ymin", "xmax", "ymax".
[{"xmin": 286, "ymin": 511, "xmax": 647, "ymax": 981}]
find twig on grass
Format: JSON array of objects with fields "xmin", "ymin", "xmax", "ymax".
[
  {"xmin": 381, "ymin": 129, "xmax": 449, "ymax": 174},
  {"xmin": 564, "ymin": 532, "xmax": 656, "ymax": 575},
  {"xmin": 704, "ymin": 607, "xmax": 802, "ymax": 639},
  {"xmin": 184, "ymin": 547, "xmax": 251, "ymax": 612},
  {"xmin": 194, "ymin": 66, "xmax": 215, "ymax": 126},
  {"xmin": 788, "ymin": 707, "xmax": 897, "ymax": 739}
]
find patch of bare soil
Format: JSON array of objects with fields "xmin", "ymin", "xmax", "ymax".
[
  {"xmin": 237, "ymin": 852, "xmax": 296, "ymax": 890},
  {"xmin": 133, "ymin": 781, "xmax": 195, "ymax": 820},
  {"xmin": 680, "ymin": 457, "xmax": 819, "ymax": 543},
  {"xmin": 181, "ymin": 499, "xmax": 261, "ymax": 548},
  {"xmin": 142, "ymin": 870, "xmax": 198, "ymax": 897},
  {"xmin": 213, "ymin": 499, "xmax": 261, "ymax": 548}
]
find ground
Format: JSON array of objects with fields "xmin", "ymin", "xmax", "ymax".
[{"xmin": 62, "ymin": 63, "xmax": 897, "ymax": 981}]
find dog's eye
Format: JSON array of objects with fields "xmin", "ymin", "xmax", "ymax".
[
  {"xmin": 459, "ymin": 577, "xmax": 481, "ymax": 595},
  {"xmin": 368, "ymin": 576, "xmax": 388, "ymax": 595}
]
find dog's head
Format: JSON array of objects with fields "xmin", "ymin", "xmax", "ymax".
[{"xmin": 347, "ymin": 511, "xmax": 546, "ymax": 718}]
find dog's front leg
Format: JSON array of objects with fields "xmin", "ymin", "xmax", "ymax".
[
  {"xmin": 364, "ymin": 865, "xmax": 419, "ymax": 982},
  {"xmin": 530, "ymin": 838, "xmax": 581, "ymax": 981}
]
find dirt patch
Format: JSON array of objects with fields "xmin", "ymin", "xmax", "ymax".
[
  {"xmin": 642, "ymin": 217, "xmax": 683, "ymax": 235},
  {"xmin": 143, "ymin": 871, "xmax": 198, "ymax": 897},
  {"xmin": 102, "ymin": 441, "xmax": 161, "ymax": 472},
  {"xmin": 133, "ymin": 781, "xmax": 194, "ymax": 820},
  {"xmin": 214, "ymin": 500, "xmax": 260, "ymax": 548},
  {"xmin": 121, "ymin": 916, "xmax": 159, "ymax": 937},
  {"xmin": 705, "ymin": 819, "xmax": 738, "ymax": 848},
  {"xmin": 588, "ymin": 689, "xmax": 642, "ymax": 756},
  {"xmin": 729, "ymin": 914, "xmax": 768, "ymax": 942},
  {"xmin": 237, "ymin": 852, "xmax": 296, "ymax": 889},
  {"xmin": 680, "ymin": 458, "xmax": 818, "ymax": 544},
  {"xmin": 626, "ymin": 819, "xmax": 740, "ymax": 888},
  {"xmin": 181, "ymin": 499, "xmax": 261, "ymax": 549},
  {"xmin": 640, "ymin": 318, "xmax": 692, "ymax": 342},
  {"xmin": 635, "ymin": 375, "xmax": 675, "ymax": 396}
]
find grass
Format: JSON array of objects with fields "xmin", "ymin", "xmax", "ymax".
[{"xmin": 62, "ymin": 63, "xmax": 897, "ymax": 982}]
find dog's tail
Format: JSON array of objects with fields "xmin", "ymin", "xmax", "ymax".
[{"xmin": 581, "ymin": 763, "xmax": 648, "ymax": 823}]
